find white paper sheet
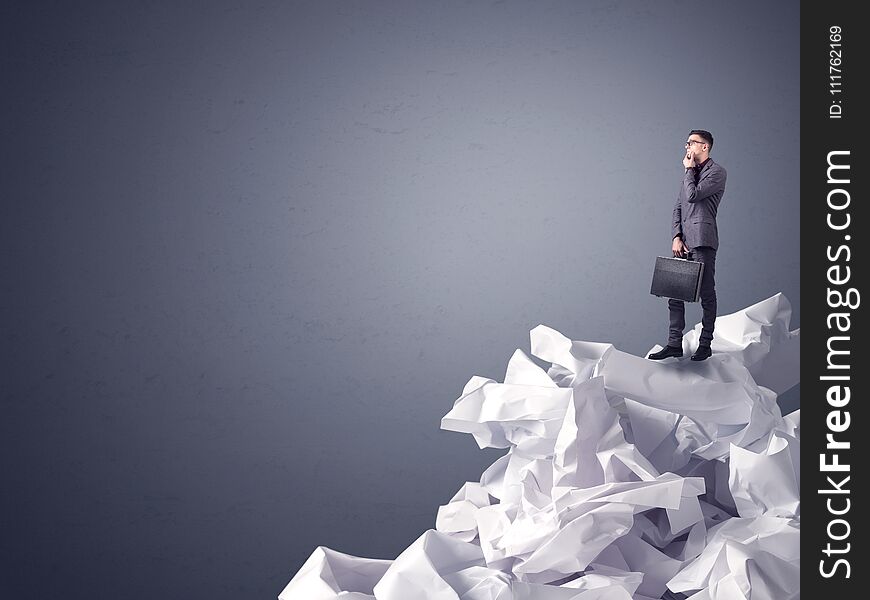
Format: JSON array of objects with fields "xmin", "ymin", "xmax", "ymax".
[
  {"xmin": 277, "ymin": 546, "xmax": 391, "ymax": 600},
  {"xmin": 280, "ymin": 293, "xmax": 800, "ymax": 600}
]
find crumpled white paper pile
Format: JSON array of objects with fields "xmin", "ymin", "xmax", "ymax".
[{"xmin": 279, "ymin": 293, "xmax": 800, "ymax": 600}]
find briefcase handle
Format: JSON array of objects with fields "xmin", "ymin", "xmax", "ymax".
[{"xmin": 676, "ymin": 250, "xmax": 694, "ymax": 260}]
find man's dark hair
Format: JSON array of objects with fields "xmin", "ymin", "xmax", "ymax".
[{"xmin": 689, "ymin": 130, "xmax": 714, "ymax": 151}]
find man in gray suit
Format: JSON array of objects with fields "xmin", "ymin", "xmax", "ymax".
[{"xmin": 648, "ymin": 130, "xmax": 726, "ymax": 362}]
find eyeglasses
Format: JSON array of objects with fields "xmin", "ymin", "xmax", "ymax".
[{"xmin": 685, "ymin": 140, "xmax": 706, "ymax": 147}]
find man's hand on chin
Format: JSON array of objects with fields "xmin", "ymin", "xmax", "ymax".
[{"xmin": 682, "ymin": 151, "xmax": 696, "ymax": 170}]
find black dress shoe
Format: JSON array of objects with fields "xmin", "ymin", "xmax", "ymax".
[
  {"xmin": 691, "ymin": 345, "xmax": 712, "ymax": 361},
  {"xmin": 648, "ymin": 345, "xmax": 683, "ymax": 360}
]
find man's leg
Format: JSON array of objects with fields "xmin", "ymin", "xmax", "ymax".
[
  {"xmin": 668, "ymin": 298, "xmax": 685, "ymax": 347},
  {"xmin": 695, "ymin": 246, "xmax": 718, "ymax": 347}
]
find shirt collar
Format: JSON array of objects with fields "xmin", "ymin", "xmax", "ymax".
[{"xmin": 696, "ymin": 157, "xmax": 712, "ymax": 170}]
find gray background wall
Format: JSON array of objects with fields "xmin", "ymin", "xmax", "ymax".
[{"xmin": 1, "ymin": 1, "xmax": 799, "ymax": 598}]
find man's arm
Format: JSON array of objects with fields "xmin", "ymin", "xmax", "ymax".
[
  {"xmin": 672, "ymin": 196, "xmax": 682, "ymax": 240},
  {"xmin": 683, "ymin": 165, "xmax": 726, "ymax": 204}
]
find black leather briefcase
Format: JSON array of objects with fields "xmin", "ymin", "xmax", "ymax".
[{"xmin": 650, "ymin": 252, "xmax": 705, "ymax": 302}]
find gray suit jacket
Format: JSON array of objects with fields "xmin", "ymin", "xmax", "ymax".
[{"xmin": 672, "ymin": 158, "xmax": 727, "ymax": 250}]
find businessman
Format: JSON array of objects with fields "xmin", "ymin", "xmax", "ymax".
[{"xmin": 648, "ymin": 130, "xmax": 726, "ymax": 362}]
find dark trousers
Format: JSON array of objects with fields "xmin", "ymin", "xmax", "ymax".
[{"xmin": 668, "ymin": 246, "xmax": 717, "ymax": 347}]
